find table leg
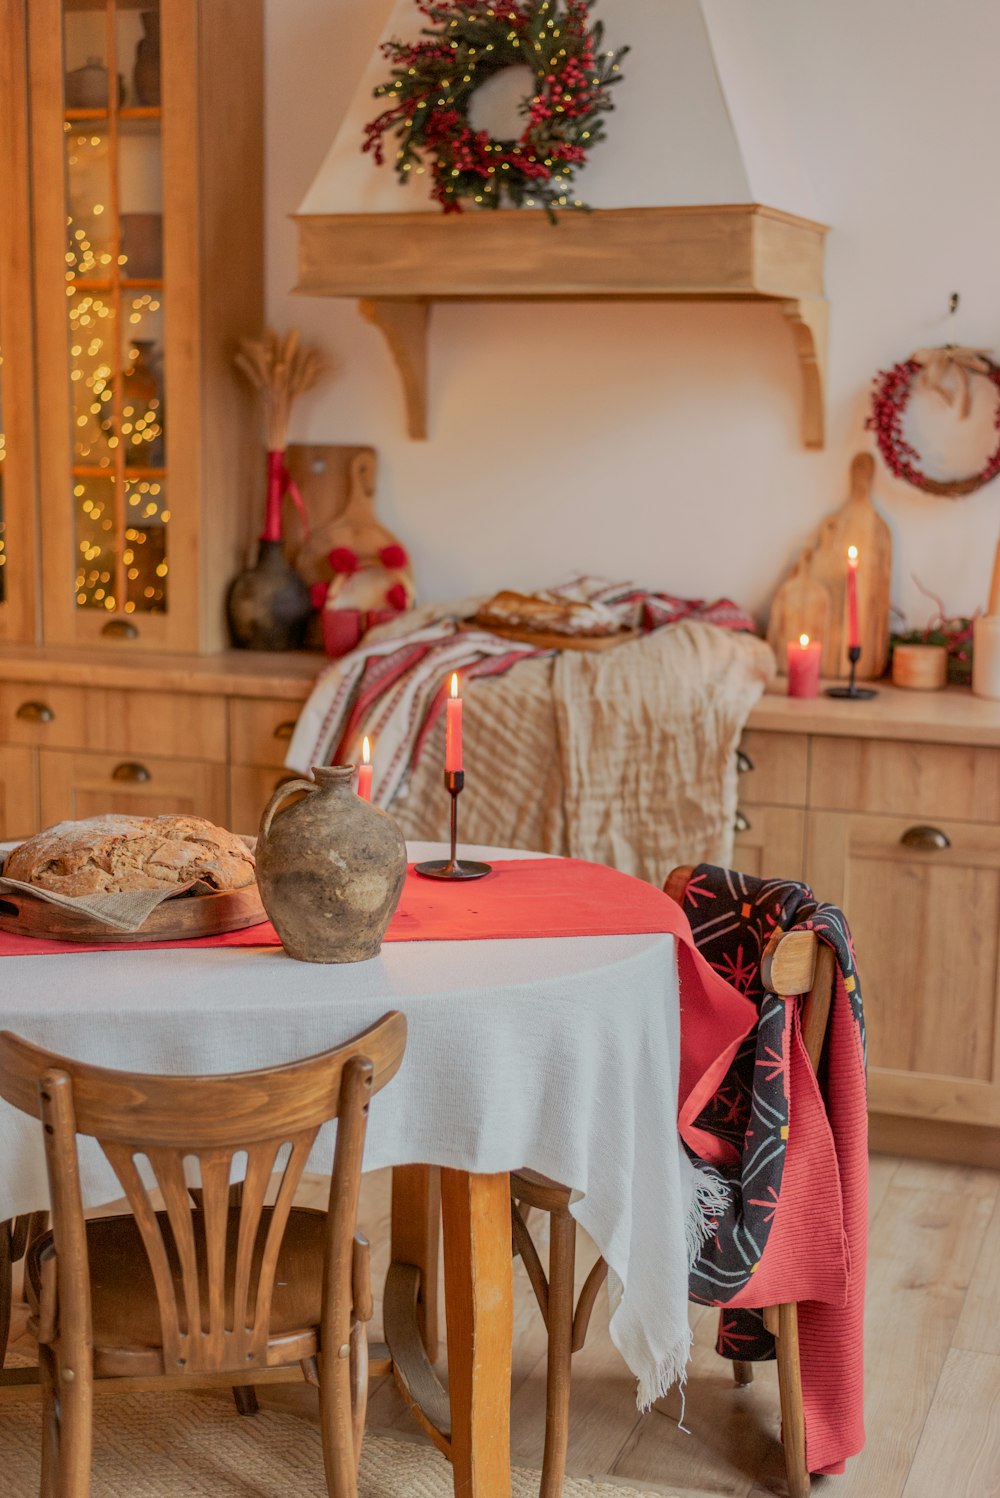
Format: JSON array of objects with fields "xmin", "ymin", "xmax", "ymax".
[
  {"xmin": 391, "ymin": 1165, "xmax": 441, "ymax": 1362},
  {"xmin": 441, "ymin": 1169, "xmax": 513, "ymax": 1498}
]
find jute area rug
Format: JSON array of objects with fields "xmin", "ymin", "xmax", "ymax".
[{"xmin": 0, "ymin": 1391, "xmax": 664, "ymax": 1498}]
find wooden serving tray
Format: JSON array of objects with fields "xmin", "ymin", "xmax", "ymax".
[
  {"xmin": 461, "ymin": 620, "xmax": 638, "ymax": 652},
  {"xmin": 0, "ymin": 883, "xmax": 268, "ymax": 944}
]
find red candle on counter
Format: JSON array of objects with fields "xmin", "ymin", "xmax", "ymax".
[
  {"xmin": 846, "ymin": 545, "xmax": 860, "ymax": 651},
  {"xmin": 787, "ymin": 633, "xmax": 822, "ymax": 698},
  {"xmin": 445, "ymin": 672, "xmax": 463, "ymax": 772},
  {"xmin": 357, "ymin": 735, "xmax": 373, "ymax": 801}
]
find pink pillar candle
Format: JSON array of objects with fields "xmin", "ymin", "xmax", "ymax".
[
  {"xmin": 445, "ymin": 673, "xmax": 463, "ymax": 772},
  {"xmin": 846, "ymin": 546, "xmax": 860, "ymax": 651},
  {"xmin": 787, "ymin": 634, "xmax": 822, "ymax": 698},
  {"xmin": 357, "ymin": 735, "xmax": 373, "ymax": 801}
]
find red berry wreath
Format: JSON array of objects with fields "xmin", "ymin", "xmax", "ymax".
[{"xmin": 867, "ymin": 354, "xmax": 1000, "ymax": 498}]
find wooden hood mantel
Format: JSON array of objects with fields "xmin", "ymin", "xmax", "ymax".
[{"xmin": 295, "ymin": 203, "xmax": 829, "ymax": 447}]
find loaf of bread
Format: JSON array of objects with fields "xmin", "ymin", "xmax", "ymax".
[
  {"xmin": 473, "ymin": 589, "xmax": 622, "ymax": 638},
  {"xmin": 4, "ymin": 815, "xmax": 256, "ymax": 897}
]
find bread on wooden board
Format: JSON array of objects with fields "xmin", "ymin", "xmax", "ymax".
[{"xmin": 4, "ymin": 814, "xmax": 255, "ymax": 897}]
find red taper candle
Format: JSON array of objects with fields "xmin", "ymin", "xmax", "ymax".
[
  {"xmin": 445, "ymin": 672, "xmax": 463, "ymax": 772},
  {"xmin": 846, "ymin": 545, "xmax": 860, "ymax": 651},
  {"xmin": 357, "ymin": 735, "xmax": 373, "ymax": 802}
]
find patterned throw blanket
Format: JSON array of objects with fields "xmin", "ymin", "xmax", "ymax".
[
  {"xmin": 678, "ymin": 866, "xmax": 868, "ymax": 1477},
  {"xmin": 286, "ymin": 580, "xmax": 757, "ymax": 806}
]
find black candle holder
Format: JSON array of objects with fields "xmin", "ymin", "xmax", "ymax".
[
  {"xmin": 414, "ymin": 770, "xmax": 492, "ymax": 880},
  {"xmin": 825, "ymin": 645, "xmax": 878, "ymax": 700}
]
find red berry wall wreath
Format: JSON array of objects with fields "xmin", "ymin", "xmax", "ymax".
[
  {"xmin": 363, "ymin": 1, "xmax": 628, "ymax": 219},
  {"xmin": 867, "ymin": 346, "xmax": 1000, "ymax": 498}
]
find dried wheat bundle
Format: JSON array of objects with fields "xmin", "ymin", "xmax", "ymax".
[{"xmin": 234, "ymin": 328, "xmax": 326, "ymax": 451}]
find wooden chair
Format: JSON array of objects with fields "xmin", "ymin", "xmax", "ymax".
[
  {"xmin": 0, "ymin": 1011, "xmax": 407, "ymax": 1498},
  {"xmin": 1, "ymin": 1212, "xmax": 47, "ymax": 1365},
  {"xmin": 510, "ymin": 866, "xmax": 836, "ymax": 1498}
]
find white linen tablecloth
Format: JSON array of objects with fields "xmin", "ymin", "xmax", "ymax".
[{"xmin": 0, "ymin": 843, "xmax": 717, "ymax": 1405}]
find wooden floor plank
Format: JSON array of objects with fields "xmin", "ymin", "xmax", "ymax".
[
  {"xmin": 953, "ymin": 1193, "xmax": 1000, "ymax": 1357},
  {"xmin": 868, "ymin": 1153, "xmax": 902, "ymax": 1222},
  {"xmin": 901, "ymin": 1349, "xmax": 1000, "ymax": 1498}
]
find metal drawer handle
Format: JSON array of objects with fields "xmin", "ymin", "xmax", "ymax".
[
  {"xmin": 16, "ymin": 700, "xmax": 54, "ymax": 724},
  {"xmin": 734, "ymin": 809, "xmax": 751, "ymax": 834},
  {"xmin": 112, "ymin": 761, "xmax": 151, "ymax": 784},
  {"xmin": 273, "ymin": 721, "xmax": 296, "ymax": 742},
  {"xmin": 900, "ymin": 825, "xmax": 950, "ymax": 851},
  {"xmin": 102, "ymin": 620, "xmax": 139, "ymax": 640},
  {"xmin": 736, "ymin": 748, "xmax": 754, "ymax": 775}
]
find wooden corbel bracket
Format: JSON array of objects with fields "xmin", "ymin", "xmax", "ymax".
[
  {"xmin": 360, "ymin": 298, "xmax": 430, "ymax": 441},
  {"xmin": 779, "ymin": 296, "xmax": 829, "ymax": 450}
]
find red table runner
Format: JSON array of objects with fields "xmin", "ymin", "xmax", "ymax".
[{"xmin": 0, "ymin": 858, "xmax": 689, "ymax": 957}]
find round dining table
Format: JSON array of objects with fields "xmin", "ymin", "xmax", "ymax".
[{"xmin": 0, "ymin": 842, "xmax": 695, "ymax": 1498}]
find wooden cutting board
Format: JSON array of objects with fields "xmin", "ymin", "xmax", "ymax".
[
  {"xmin": 0, "ymin": 883, "xmax": 267, "ymax": 944},
  {"xmin": 766, "ymin": 555, "xmax": 832, "ymax": 674},
  {"xmin": 767, "ymin": 453, "xmax": 892, "ymax": 680}
]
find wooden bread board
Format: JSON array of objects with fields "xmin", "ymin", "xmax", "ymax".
[
  {"xmin": 767, "ymin": 453, "xmax": 891, "ymax": 680},
  {"xmin": 461, "ymin": 620, "xmax": 639, "ymax": 651},
  {"xmin": 0, "ymin": 882, "xmax": 267, "ymax": 944}
]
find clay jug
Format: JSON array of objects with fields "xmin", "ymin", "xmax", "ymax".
[
  {"xmin": 256, "ymin": 765, "xmax": 407, "ymax": 962},
  {"xmin": 133, "ymin": 11, "xmax": 161, "ymax": 106}
]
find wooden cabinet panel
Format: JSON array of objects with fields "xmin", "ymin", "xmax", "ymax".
[
  {"xmin": 810, "ymin": 737, "xmax": 1000, "ymax": 822},
  {"xmin": 807, "ymin": 809, "xmax": 1000, "ymax": 1126},
  {"xmin": 230, "ymin": 765, "xmax": 299, "ymax": 837},
  {"xmin": 0, "ymin": 682, "xmax": 225, "ymax": 760},
  {"xmin": 732, "ymin": 806, "xmax": 806, "ymax": 881},
  {"xmin": 738, "ymin": 730, "xmax": 808, "ymax": 807},
  {"xmin": 228, "ymin": 698, "xmax": 301, "ymax": 768},
  {"xmin": 0, "ymin": 745, "xmax": 38, "ymax": 838},
  {"xmin": 38, "ymin": 750, "xmax": 227, "ymax": 827}
]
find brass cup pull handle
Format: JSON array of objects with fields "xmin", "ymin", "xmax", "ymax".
[
  {"xmin": 736, "ymin": 748, "xmax": 754, "ymax": 774},
  {"xmin": 112, "ymin": 761, "xmax": 151, "ymax": 784},
  {"xmin": 734, "ymin": 809, "xmax": 751, "ymax": 834},
  {"xmin": 16, "ymin": 701, "xmax": 55, "ymax": 724},
  {"xmin": 101, "ymin": 620, "xmax": 139, "ymax": 640},
  {"xmin": 900, "ymin": 824, "xmax": 951, "ymax": 851},
  {"xmin": 273, "ymin": 721, "xmax": 296, "ymax": 742}
]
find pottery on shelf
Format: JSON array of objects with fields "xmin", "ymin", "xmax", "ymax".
[
  {"xmin": 226, "ymin": 539, "xmax": 312, "ymax": 651},
  {"xmin": 256, "ymin": 765, "xmax": 407, "ymax": 963},
  {"xmin": 65, "ymin": 57, "xmax": 125, "ymax": 110},
  {"xmin": 133, "ymin": 11, "xmax": 161, "ymax": 106},
  {"xmin": 120, "ymin": 213, "xmax": 163, "ymax": 280}
]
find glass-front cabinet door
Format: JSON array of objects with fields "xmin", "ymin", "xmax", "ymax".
[
  {"xmin": 29, "ymin": 0, "xmax": 221, "ymax": 652},
  {"xmin": 0, "ymin": 0, "xmax": 40, "ymax": 644}
]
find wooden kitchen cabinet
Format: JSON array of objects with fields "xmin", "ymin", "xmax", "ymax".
[{"xmin": 0, "ymin": 745, "xmax": 37, "ymax": 838}]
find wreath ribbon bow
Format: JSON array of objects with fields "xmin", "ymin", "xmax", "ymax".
[{"xmin": 912, "ymin": 345, "xmax": 993, "ymax": 420}]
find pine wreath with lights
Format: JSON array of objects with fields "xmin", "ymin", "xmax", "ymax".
[{"xmin": 362, "ymin": 1, "xmax": 627, "ymax": 217}]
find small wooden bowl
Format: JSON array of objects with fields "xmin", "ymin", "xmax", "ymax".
[{"xmin": 892, "ymin": 643, "xmax": 947, "ymax": 691}]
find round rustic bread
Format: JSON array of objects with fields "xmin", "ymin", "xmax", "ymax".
[{"xmin": 4, "ymin": 814, "xmax": 256, "ymax": 897}]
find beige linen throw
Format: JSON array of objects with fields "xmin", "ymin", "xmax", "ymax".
[{"xmin": 392, "ymin": 622, "xmax": 774, "ymax": 883}]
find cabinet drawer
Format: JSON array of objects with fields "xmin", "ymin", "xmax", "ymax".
[
  {"xmin": 733, "ymin": 806, "xmax": 806, "ymax": 882},
  {"xmin": 38, "ymin": 750, "xmax": 228, "ymax": 827},
  {"xmin": 810, "ymin": 736, "xmax": 1000, "ymax": 822},
  {"xmin": 228, "ymin": 699, "xmax": 302, "ymax": 768},
  {"xmin": 0, "ymin": 682, "xmax": 226, "ymax": 761},
  {"xmin": 738, "ymin": 730, "xmax": 808, "ymax": 807},
  {"xmin": 0, "ymin": 746, "xmax": 39, "ymax": 839}
]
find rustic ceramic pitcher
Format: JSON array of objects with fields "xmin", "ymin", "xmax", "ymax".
[{"xmin": 256, "ymin": 765, "xmax": 407, "ymax": 962}]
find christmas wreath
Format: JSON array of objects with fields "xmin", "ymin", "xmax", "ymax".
[
  {"xmin": 362, "ymin": 0, "xmax": 627, "ymax": 218},
  {"xmin": 867, "ymin": 347, "xmax": 1000, "ymax": 497}
]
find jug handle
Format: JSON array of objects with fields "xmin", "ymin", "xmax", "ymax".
[{"xmin": 259, "ymin": 778, "xmax": 316, "ymax": 844}]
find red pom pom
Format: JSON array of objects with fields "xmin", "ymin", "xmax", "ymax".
[
  {"xmin": 385, "ymin": 582, "xmax": 408, "ymax": 612},
  {"xmin": 328, "ymin": 546, "xmax": 359, "ymax": 575},
  {"xmin": 379, "ymin": 543, "xmax": 408, "ymax": 569}
]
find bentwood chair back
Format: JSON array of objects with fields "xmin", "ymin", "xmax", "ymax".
[{"xmin": 0, "ymin": 1011, "xmax": 407, "ymax": 1498}]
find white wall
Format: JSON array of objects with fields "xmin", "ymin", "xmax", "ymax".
[{"xmin": 266, "ymin": 0, "xmax": 999, "ymax": 627}]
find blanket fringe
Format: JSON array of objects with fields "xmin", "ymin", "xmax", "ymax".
[
  {"xmin": 685, "ymin": 1161, "xmax": 731, "ymax": 1267},
  {"xmin": 636, "ymin": 1322, "xmax": 694, "ymax": 1411}
]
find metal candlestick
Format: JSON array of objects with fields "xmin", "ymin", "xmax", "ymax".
[
  {"xmin": 414, "ymin": 770, "xmax": 492, "ymax": 880},
  {"xmin": 825, "ymin": 645, "xmax": 878, "ymax": 700}
]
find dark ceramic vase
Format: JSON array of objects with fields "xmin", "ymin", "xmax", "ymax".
[
  {"xmin": 256, "ymin": 765, "xmax": 408, "ymax": 963},
  {"xmin": 227, "ymin": 540, "xmax": 312, "ymax": 650},
  {"xmin": 133, "ymin": 11, "xmax": 161, "ymax": 106}
]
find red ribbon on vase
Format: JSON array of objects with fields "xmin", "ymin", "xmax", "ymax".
[{"xmin": 261, "ymin": 449, "xmax": 311, "ymax": 543}]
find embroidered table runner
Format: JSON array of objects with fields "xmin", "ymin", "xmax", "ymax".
[{"xmin": 0, "ymin": 857, "xmax": 690, "ymax": 957}]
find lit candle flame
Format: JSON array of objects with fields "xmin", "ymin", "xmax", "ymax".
[
  {"xmin": 799, "ymin": 633, "xmax": 810, "ymax": 648},
  {"xmin": 450, "ymin": 672, "xmax": 459, "ymax": 699},
  {"xmin": 847, "ymin": 545, "xmax": 859, "ymax": 563},
  {"xmin": 362, "ymin": 735, "xmax": 371, "ymax": 766}
]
